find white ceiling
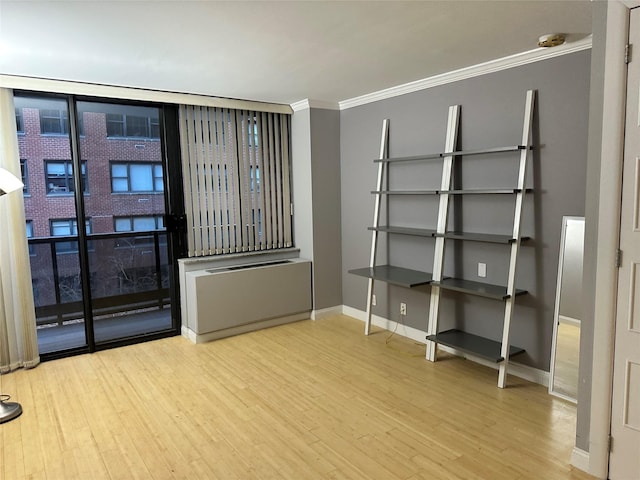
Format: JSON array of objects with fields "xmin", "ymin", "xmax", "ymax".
[{"xmin": 0, "ymin": 1, "xmax": 592, "ymax": 107}]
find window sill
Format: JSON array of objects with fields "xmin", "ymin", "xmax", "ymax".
[
  {"xmin": 107, "ymin": 136, "xmax": 160, "ymax": 142},
  {"xmin": 111, "ymin": 192, "xmax": 163, "ymax": 195}
]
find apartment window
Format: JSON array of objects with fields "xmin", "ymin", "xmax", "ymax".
[
  {"xmin": 16, "ymin": 107, "xmax": 24, "ymax": 133},
  {"xmin": 106, "ymin": 114, "xmax": 160, "ymax": 139},
  {"xmin": 50, "ymin": 218, "xmax": 91, "ymax": 254},
  {"xmin": 111, "ymin": 162, "xmax": 163, "ymax": 193},
  {"xmin": 114, "ymin": 215, "xmax": 166, "ymax": 248},
  {"xmin": 26, "ymin": 220, "xmax": 34, "ymax": 255},
  {"xmin": 40, "ymin": 108, "xmax": 69, "ymax": 135},
  {"xmin": 114, "ymin": 215, "xmax": 164, "ymax": 232},
  {"xmin": 46, "ymin": 160, "xmax": 87, "ymax": 194},
  {"xmin": 20, "ymin": 160, "xmax": 29, "ymax": 195},
  {"xmin": 179, "ymin": 106, "xmax": 292, "ymax": 255}
]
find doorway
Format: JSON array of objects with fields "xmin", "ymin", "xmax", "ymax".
[
  {"xmin": 609, "ymin": 5, "xmax": 640, "ymax": 478},
  {"xmin": 14, "ymin": 93, "xmax": 185, "ymax": 357}
]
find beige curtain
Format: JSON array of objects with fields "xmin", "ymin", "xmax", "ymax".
[{"xmin": 0, "ymin": 88, "xmax": 39, "ymax": 372}]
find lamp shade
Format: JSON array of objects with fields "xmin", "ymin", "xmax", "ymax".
[{"xmin": 0, "ymin": 167, "xmax": 23, "ymax": 196}]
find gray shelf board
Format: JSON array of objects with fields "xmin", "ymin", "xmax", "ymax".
[
  {"xmin": 437, "ymin": 231, "xmax": 531, "ymax": 244},
  {"xmin": 368, "ymin": 226, "xmax": 437, "ymax": 237},
  {"xmin": 374, "ymin": 152, "xmax": 444, "ymax": 163},
  {"xmin": 426, "ymin": 329, "xmax": 525, "ymax": 363},
  {"xmin": 372, "ymin": 190, "xmax": 439, "ymax": 195},
  {"xmin": 348, "ymin": 265, "xmax": 433, "ymax": 287},
  {"xmin": 443, "ymin": 145, "xmax": 529, "ymax": 157},
  {"xmin": 439, "ymin": 188, "xmax": 533, "ymax": 195},
  {"xmin": 431, "ymin": 277, "xmax": 528, "ymax": 300},
  {"xmin": 375, "ymin": 145, "xmax": 528, "ymax": 164}
]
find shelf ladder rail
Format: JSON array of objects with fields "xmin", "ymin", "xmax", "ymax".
[
  {"xmin": 364, "ymin": 119, "xmax": 389, "ymax": 335},
  {"xmin": 497, "ymin": 89, "xmax": 536, "ymax": 388},
  {"xmin": 426, "ymin": 105, "xmax": 460, "ymax": 360}
]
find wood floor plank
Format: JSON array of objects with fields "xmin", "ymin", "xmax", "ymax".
[{"xmin": 1, "ymin": 315, "xmax": 596, "ymax": 480}]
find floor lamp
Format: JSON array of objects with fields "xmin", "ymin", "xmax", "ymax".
[{"xmin": 0, "ymin": 166, "xmax": 25, "ymax": 424}]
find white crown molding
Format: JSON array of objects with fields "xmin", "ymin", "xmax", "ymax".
[
  {"xmin": 290, "ymin": 98, "xmax": 340, "ymax": 112},
  {"xmin": 290, "ymin": 99, "xmax": 311, "ymax": 111},
  {"xmin": 339, "ymin": 36, "xmax": 593, "ymax": 110}
]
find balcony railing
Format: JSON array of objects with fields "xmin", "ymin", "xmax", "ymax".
[{"xmin": 28, "ymin": 230, "xmax": 170, "ymax": 327}]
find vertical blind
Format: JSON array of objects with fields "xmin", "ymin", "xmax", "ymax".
[{"xmin": 179, "ymin": 106, "xmax": 292, "ymax": 256}]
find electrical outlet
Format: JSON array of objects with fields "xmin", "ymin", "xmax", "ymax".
[
  {"xmin": 478, "ymin": 262, "xmax": 487, "ymax": 278},
  {"xmin": 400, "ymin": 302, "xmax": 407, "ymax": 315},
  {"xmin": 372, "ymin": 294, "xmax": 377, "ymax": 306}
]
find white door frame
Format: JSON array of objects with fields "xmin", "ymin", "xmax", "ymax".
[{"xmin": 586, "ymin": 1, "xmax": 639, "ymax": 478}]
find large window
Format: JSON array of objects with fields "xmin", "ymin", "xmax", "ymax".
[
  {"xmin": 15, "ymin": 93, "xmax": 179, "ymax": 357},
  {"xmin": 179, "ymin": 106, "xmax": 292, "ymax": 255},
  {"xmin": 106, "ymin": 114, "xmax": 160, "ymax": 139},
  {"xmin": 111, "ymin": 162, "xmax": 163, "ymax": 193},
  {"xmin": 46, "ymin": 160, "xmax": 87, "ymax": 194}
]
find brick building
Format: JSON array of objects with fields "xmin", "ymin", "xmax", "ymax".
[{"xmin": 15, "ymin": 98, "xmax": 168, "ymax": 320}]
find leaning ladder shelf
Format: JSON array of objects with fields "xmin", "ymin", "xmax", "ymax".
[{"xmin": 348, "ymin": 90, "xmax": 536, "ymax": 388}]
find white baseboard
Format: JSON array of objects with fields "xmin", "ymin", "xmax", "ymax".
[
  {"xmin": 181, "ymin": 325, "xmax": 197, "ymax": 343},
  {"xmin": 342, "ymin": 305, "xmax": 427, "ymax": 342},
  {"xmin": 181, "ymin": 312, "xmax": 311, "ymax": 344},
  {"xmin": 311, "ymin": 305, "xmax": 343, "ymax": 320},
  {"xmin": 559, "ymin": 314, "xmax": 581, "ymax": 327},
  {"xmin": 570, "ymin": 447, "xmax": 590, "ymax": 474},
  {"xmin": 341, "ymin": 305, "xmax": 548, "ymax": 387}
]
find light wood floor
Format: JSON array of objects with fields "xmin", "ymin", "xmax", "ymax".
[
  {"xmin": 552, "ymin": 322, "xmax": 580, "ymax": 400},
  {"xmin": 1, "ymin": 315, "xmax": 594, "ymax": 480}
]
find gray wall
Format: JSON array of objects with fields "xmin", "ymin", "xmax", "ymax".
[
  {"xmin": 292, "ymin": 108, "xmax": 314, "ymax": 262},
  {"xmin": 341, "ymin": 50, "xmax": 591, "ymax": 371},
  {"xmin": 291, "ymin": 107, "xmax": 342, "ymax": 311},
  {"xmin": 577, "ymin": 0, "xmax": 608, "ymax": 454},
  {"xmin": 310, "ymin": 108, "xmax": 342, "ymax": 310}
]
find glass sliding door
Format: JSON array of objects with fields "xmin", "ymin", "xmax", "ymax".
[
  {"xmin": 15, "ymin": 93, "xmax": 182, "ymax": 356},
  {"xmin": 76, "ymin": 101, "xmax": 172, "ymax": 343},
  {"xmin": 15, "ymin": 95, "xmax": 88, "ymax": 354}
]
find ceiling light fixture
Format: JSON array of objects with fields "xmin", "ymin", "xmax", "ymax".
[{"xmin": 538, "ymin": 34, "xmax": 566, "ymax": 48}]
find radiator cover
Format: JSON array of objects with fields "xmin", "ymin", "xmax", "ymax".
[{"xmin": 183, "ymin": 258, "xmax": 311, "ymax": 342}]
